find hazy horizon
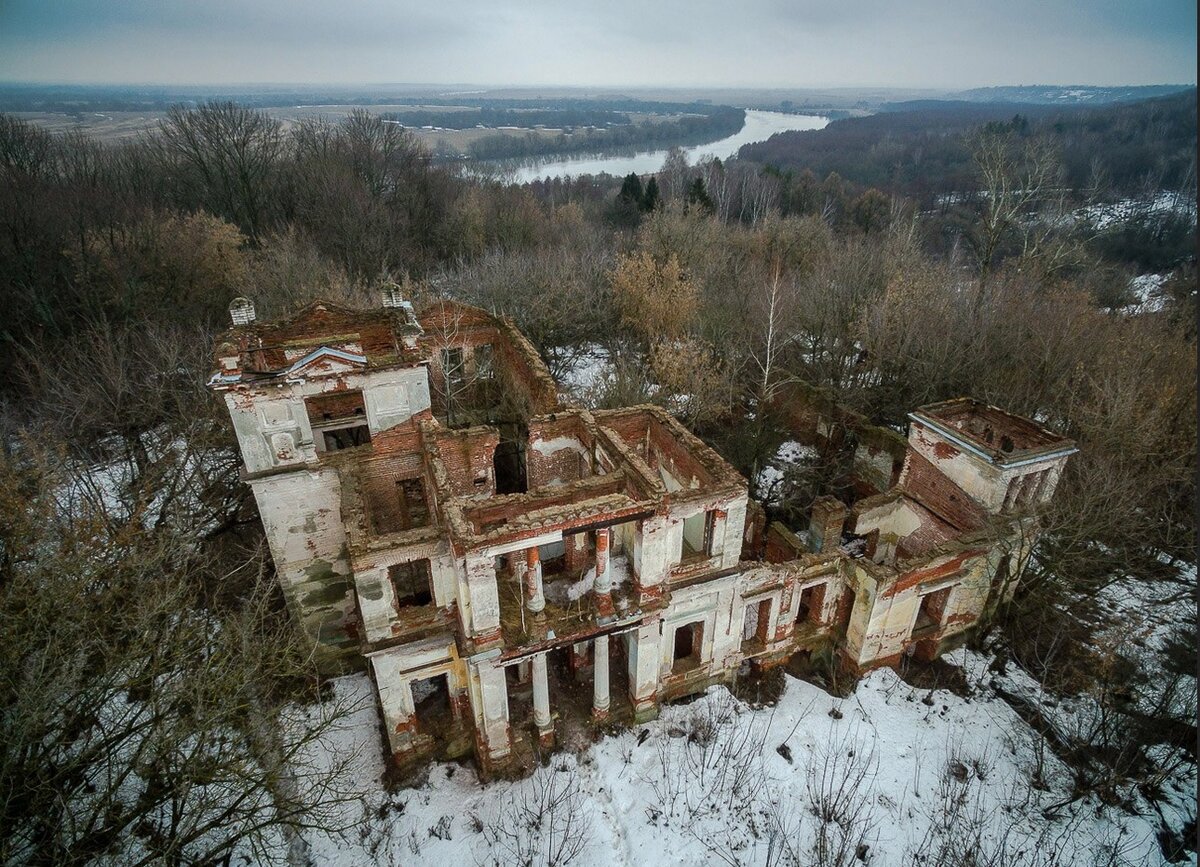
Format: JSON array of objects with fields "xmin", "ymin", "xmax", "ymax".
[{"xmin": 0, "ymin": 0, "xmax": 1194, "ymax": 90}]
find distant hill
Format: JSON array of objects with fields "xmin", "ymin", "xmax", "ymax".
[
  {"xmin": 737, "ymin": 90, "xmax": 1197, "ymax": 201},
  {"xmin": 951, "ymin": 84, "xmax": 1194, "ymax": 105}
]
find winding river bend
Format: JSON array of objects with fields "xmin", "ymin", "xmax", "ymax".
[{"xmin": 504, "ymin": 109, "xmax": 828, "ymax": 183}]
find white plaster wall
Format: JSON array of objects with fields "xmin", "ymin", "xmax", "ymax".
[
  {"xmin": 844, "ymin": 566, "xmax": 878, "ymax": 664},
  {"xmin": 909, "ymin": 424, "xmax": 1071, "ymax": 515},
  {"xmin": 909, "ymin": 425, "xmax": 1007, "ymax": 512},
  {"xmin": 356, "ymin": 566, "xmax": 393, "ymax": 642},
  {"xmin": 225, "ymin": 389, "xmax": 315, "ymax": 475},
  {"xmin": 936, "ymin": 554, "xmax": 993, "ymax": 637},
  {"xmin": 660, "ymin": 581, "xmax": 729, "ymax": 676},
  {"xmin": 462, "ymin": 553, "xmax": 502, "ymax": 638},
  {"xmin": 430, "ymin": 551, "xmax": 458, "ymax": 607},
  {"xmin": 363, "ymin": 367, "xmax": 431, "ymax": 433},
  {"xmin": 356, "ymin": 544, "xmax": 461, "ymax": 643},
  {"xmin": 635, "ymin": 515, "xmax": 672, "ymax": 589},
  {"xmin": 627, "ymin": 622, "xmax": 662, "ymax": 705},
  {"xmin": 225, "ymin": 365, "xmax": 430, "ymax": 477},
  {"xmin": 718, "ymin": 496, "xmax": 748, "ymax": 569},
  {"xmin": 467, "ymin": 655, "xmax": 511, "ymax": 759},
  {"xmin": 250, "ymin": 467, "xmax": 356, "ymax": 653},
  {"xmin": 370, "ymin": 638, "xmax": 460, "ymax": 752},
  {"xmin": 852, "ymin": 552, "xmax": 995, "ymax": 664},
  {"xmin": 665, "ymin": 520, "xmax": 684, "ymax": 567},
  {"xmin": 853, "ymin": 497, "xmax": 922, "ymax": 540},
  {"xmin": 371, "ymin": 650, "xmax": 416, "ymax": 751}
]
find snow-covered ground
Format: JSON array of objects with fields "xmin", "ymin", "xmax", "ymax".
[
  {"xmin": 1128, "ymin": 273, "xmax": 1169, "ymax": 313},
  {"xmin": 1077, "ymin": 192, "xmax": 1197, "ymax": 231},
  {"xmin": 558, "ymin": 343, "xmax": 614, "ymax": 405},
  {"xmin": 755, "ymin": 440, "xmax": 819, "ymax": 506},
  {"xmin": 284, "ymin": 637, "xmax": 1191, "ymax": 866}
]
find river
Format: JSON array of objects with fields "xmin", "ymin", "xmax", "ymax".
[{"xmin": 502, "ymin": 109, "xmax": 828, "ymax": 184}]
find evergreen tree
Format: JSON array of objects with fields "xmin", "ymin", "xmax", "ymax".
[
  {"xmin": 614, "ymin": 172, "xmax": 645, "ymax": 226},
  {"xmin": 641, "ymin": 176, "xmax": 661, "ymax": 212},
  {"xmin": 618, "ymin": 172, "xmax": 644, "ymax": 206},
  {"xmin": 685, "ymin": 176, "xmax": 714, "ymax": 214}
]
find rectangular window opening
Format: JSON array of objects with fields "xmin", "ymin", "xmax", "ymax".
[
  {"xmin": 390, "ymin": 559, "xmax": 434, "ymax": 608},
  {"xmin": 742, "ymin": 599, "xmax": 773, "ymax": 649},
  {"xmin": 307, "ymin": 390, "xmax": 371, "ymax": 452},
  {"xmin": 475, "ymin": 343, "xmax": 494, "ymax": 379},
  {"xmin": 442, "ymin": 347, "xmax": 465, "ymax": 386},
  {"xmin": 680, "ymin": 510, "xmax": 715, "ymax": 562},
  {"xmin": 672, "ymin": 621, "xmax": 704, "ymax": 673},
  {"xmin": 410, "ymin": 672, "xmax": 452, "ymax": 728},
  {"xmin": 914, "ymin": 586, "xmax": 952, "ymax": 635},
  {"xmin": 796, "ymin": 583, "xmax": 827, "ymax": 626}
]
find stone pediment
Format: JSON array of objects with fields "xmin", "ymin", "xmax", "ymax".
[{"xmin": 286, "ymin": 346, "xmax": 368, "ymax": 378}]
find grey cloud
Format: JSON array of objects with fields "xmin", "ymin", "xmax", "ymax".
[{"xmin": 0, "ymin": 0, "xmax": 1194, "ymax": 87}]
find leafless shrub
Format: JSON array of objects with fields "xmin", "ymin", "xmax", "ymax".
[
  {"xmin": 804, "ymin": 723, "xmax": 879, "ymax": 867},
  {"xmin": 479, "ymin": 761, "xmax": 590, "ymax": 867},
  {"xmin": 0, "ymin": 445, "xmax": 365, "ymax": 867},
  {"xmin": 646, "ymin": 689, "xmax": 772, "ymax": 823},
  {"xmin": 905, "ymin": 760, "xmax": 1148, "ymax": 867}
]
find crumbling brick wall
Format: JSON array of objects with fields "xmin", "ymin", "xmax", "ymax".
[{"xmin": 527, "ymin": 415, "xmax": 593, "ymax": 489}]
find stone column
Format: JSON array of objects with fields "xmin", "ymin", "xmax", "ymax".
[
  {"xmin": 468, "ymin": 658, "xmax": 511, "ymax": 771},
  {"xmin": 627, "ymin": 623, "xmax": 661, "ymax": 722},
  {"xmin": 592, "ymin": 634, "xmax": 610, "ymax": 721},
  {"xmin": 525, "ymin": 546, "xmax": 545, "ymax": 615},
  {"xmin": 593, "ymin": 527, "xmax": 613, "ymax": 616},
  {"xmin": 531, "ymin": 652, "xmax": 554, "ymax": 746}
]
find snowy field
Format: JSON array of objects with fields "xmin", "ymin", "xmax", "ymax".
[{"xmin": 283, "ymin": 641, "xmax": 1193, "ymax": 867}]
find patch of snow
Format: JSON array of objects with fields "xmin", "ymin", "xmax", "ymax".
[
  {"xmin": 544, "ymin": 555, "xmax": 633, "ymax": 605},
  {"xmin": 281, "ymin": 653, "xmax": 1181, "ymax": 866},
  {"xmin": 755, "ymin": 439, "xmax": 819, "ymax": 505},
  {"xmin": 1076, "ymin": 192, "xmax": 1197, "ymax": 231},
  {"xmin": 531, "ymin": 435, "xmax": 589, "ymax": 457},
  {"xmin": 1128, "ymin": 273, "xmax": 1168, "ymax": 313},
  {"xmin": 558, "ymin": 344, "xmax": 613, "ymax": 402}
]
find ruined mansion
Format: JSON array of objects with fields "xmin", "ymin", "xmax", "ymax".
[{"xmin": 210, "ymin": 292, "xmax": 1077, "ymax": 775}]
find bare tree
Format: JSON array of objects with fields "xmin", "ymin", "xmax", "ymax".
[
  {"xmin": 966, "ymin": 128, "xmax": 1063, "ymax": 284},
  {"xmin": 158, "ymin": 101, "xmax": 288, "ymax": 244},
  {"xmin": 657, "ymin": 146, "xmax": 691, "ymax": 203},
  {"xmin": 0, "ymin": 445, "xmax": 364, "ymax": 866}
]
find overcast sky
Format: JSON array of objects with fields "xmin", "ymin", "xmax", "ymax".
[{"xmin": 0, "ymin": 0, "xmax": 1194, "ymax": 89}]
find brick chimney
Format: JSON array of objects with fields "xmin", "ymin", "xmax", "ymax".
[
  {"xmin": 380, "ymin": 284, "xmax": 405, "ymax": 309},
  {"xmin": 229, "ymin": 296, "xmax": 256, "ymax": 326},
  {"xmin": 808, "ymin": 495, "xmax": 847, "ymax": 553}
]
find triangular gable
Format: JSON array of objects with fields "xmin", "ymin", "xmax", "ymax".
[{"xmin": 287, "ymin": 346, "xmax": 368, "ymax": 377}]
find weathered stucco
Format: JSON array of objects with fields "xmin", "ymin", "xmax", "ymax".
[{"xmin": 213, "ymin": 295, "xmax": 1075, "ymax": 777}]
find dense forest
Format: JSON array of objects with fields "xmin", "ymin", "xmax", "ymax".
[
  {"xmin": 0, "ymin": 96, "xmax": 1195, "ymax": 862},
  {"xmin": 741, "ymin": 91, "xmax": 1197, "ymax": 197},
  {"xmin": 739, "ymin": 92, "xmax": 1197, "ymax": 270}
]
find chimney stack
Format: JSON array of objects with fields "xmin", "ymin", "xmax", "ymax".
[
  {"xmin": 229, "ymin": 297, "xmax": 256, "ymax": 326},
  {"xmin": 380, "ymin": 284, "xmax": 405, "ymax": 309},
  {"xmin": 808, "ymin": 496, "xmax": 847, "ymax": 553}
]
